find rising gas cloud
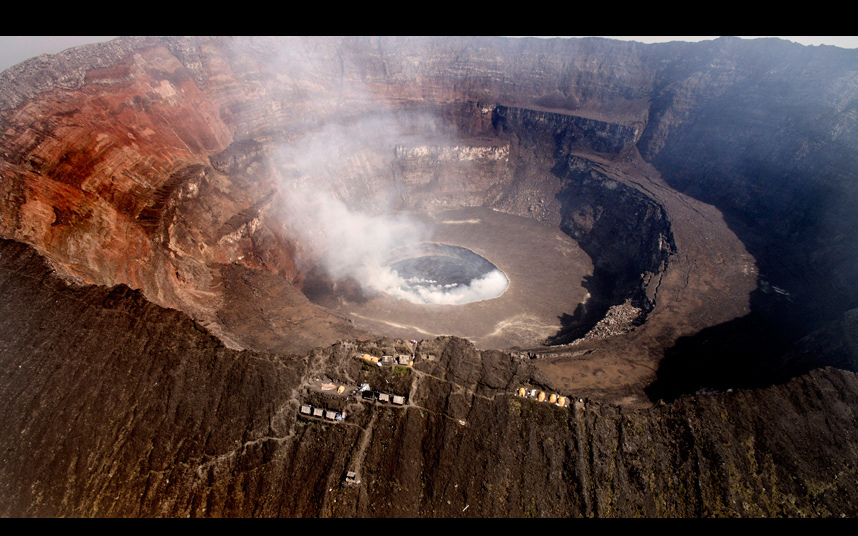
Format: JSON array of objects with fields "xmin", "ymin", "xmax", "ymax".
[
  {"xmin": 378, "ymin": 268, "xmax": 510, "ymax": 305},
  {"xmin": 237, "ymin": 37, "xmax": 506, "ymax": 305},
  {"xmin": 279, "ymin": 180, "xmax": 509, "ymax": 305},
  {"xmin": 277, "ymin": 141, "xmax": 509, "ymax": 306}
]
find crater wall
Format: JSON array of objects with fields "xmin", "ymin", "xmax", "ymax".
[{"xmin": 0, "ymin": 34, "xmax": 855, "ymax": 392}]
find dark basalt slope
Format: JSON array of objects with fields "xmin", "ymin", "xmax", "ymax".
[
  {"xmin": 1, "ymin": 237, "xmax": 857, "ymax": 517},
  {"xmin": 1, "ymin": 36, "xmax": 858, "ymax": 517}
]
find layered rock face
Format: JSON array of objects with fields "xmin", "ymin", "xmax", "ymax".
[{"xmin": 1, "ymin": 36, "xmax": 858, "ymax": 517}]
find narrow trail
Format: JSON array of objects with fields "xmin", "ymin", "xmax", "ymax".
[{"xmin": 346, "ymin": 411, "xmax": 378, "ymax": 482}]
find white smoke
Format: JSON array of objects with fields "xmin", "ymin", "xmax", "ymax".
[
  {"xmin": 279, "ymin": 181, "xmax": 509, "ymax": 305},
  {"xmin": 379, "ymin": 268, "xmax": 509, "ymax": 305},
  {"xmin": 279, "ymin": 181, "xmax": 431, "ymax": 291},
  {"xmin": 243, "ymin": 37, "xmax": 507, "ymax": 305}
]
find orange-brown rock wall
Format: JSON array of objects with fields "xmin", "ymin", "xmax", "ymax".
[{"xmin": 0, "ymin": 41, "xmax": 237, "ymax": 310}]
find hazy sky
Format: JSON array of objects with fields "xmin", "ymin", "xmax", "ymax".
[
  {"xmin": 0, "ymin": 36, "xmax": 117, "ymax": 73},
  {"xmin": 1, "ymin": 36, "xmax": 857, "ymax": 74}
]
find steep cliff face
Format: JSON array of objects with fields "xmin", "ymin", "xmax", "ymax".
[
  {"xmin": 639, "ymin": 37, "xmax": 858, "ymax": 334},
  {"xmin": 392, "ymin": 142, "xmax": 513, "ymax": 211},
  {"xmin": 493, "ymin": 104, "xmax": 645, "ymax": 155},
  {"xmin": 0, "ymin": 39, "xmax": 232, "ymax": 312}
]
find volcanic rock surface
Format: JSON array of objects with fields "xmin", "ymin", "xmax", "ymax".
[{"xmin": 1, "ymin": 36, "xmax": 858, "ymax": 517}]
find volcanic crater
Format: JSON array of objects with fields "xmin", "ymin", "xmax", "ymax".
[
  {"xmin": 2, "ymin": 36, "xmax": 858, "ymax": 518},
  {"xmin": 0, "ymin": 35, "xmax": 794, "ymax": 404}
]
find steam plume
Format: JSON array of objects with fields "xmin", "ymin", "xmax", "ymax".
[
  {"xmin": 379, "ymin": 268, "xmax": 509, "ymax": 305},
  {"xmin": 254, "ymin": 37, "xmax": 507, "ymax": 304}
]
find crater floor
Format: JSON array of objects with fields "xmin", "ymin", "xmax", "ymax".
[{"xmin": 318, "ymin": 207, "xmax": 593, "ymax": 349}]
